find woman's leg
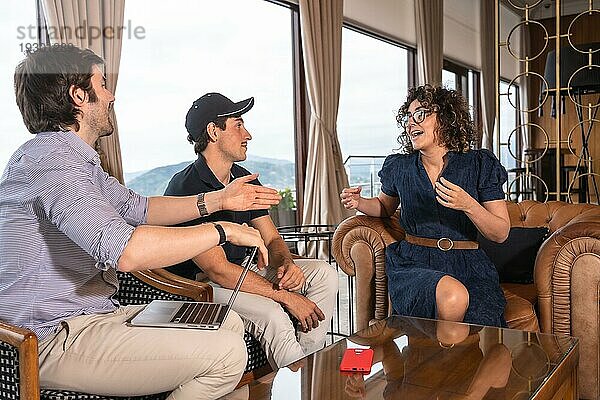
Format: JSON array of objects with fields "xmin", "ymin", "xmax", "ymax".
[{"xmin": 435, "ymin": 275, "xmax": 470, "ymax": 321}]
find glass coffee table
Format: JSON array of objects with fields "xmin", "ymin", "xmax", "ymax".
[{"xmin": 239, "ymin": 316, "xmax": 579, "ymax": 400}]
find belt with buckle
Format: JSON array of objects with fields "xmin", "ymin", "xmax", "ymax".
[{"xmin": 404, "ymin": 233, "xmax": 479, "ymax": 251}]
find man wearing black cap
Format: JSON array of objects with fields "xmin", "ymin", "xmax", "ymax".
[{"xmin": 165, "ymin": 93, "xmax": 338, "ymax": 368}]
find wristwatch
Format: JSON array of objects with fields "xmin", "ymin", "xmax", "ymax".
[
  {"xmin": 196, "ymin": 192, "xmax": 209, "ymax": 217},
  {"xmin": 211, "ymin": 222, "xmax": 227, "ymax": 246}
]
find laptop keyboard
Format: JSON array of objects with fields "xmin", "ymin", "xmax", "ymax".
[{"xmin": 170, "ymin": 302, "xmax": 221, "ymax": 325}]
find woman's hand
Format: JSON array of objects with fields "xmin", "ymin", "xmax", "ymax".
[
  {"xmin": 435, "ymin": 177, "xmax": 477, "ymax": 212},
  {"xmin": 340, "ymin": 187, "xmax": 362, "ymax": 210},
  {"xmin": 219, "ymin": 222, "xmax": 269, "ymax": 268}
]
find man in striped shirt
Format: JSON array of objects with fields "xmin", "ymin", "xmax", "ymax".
[{"xmin": 0, "ymin": 45, "xmax": 280, "ymax": 400}]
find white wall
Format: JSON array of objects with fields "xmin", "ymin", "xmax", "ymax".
[{"xmin": 343, "ymin": 0, "xmax": 416, "ymax": 45}]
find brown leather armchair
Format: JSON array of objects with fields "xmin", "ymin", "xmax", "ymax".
[{"xmin": 332, "ymin": 200, "xmax": 600, "ymax": 399}]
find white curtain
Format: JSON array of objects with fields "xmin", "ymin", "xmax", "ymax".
[
  {"xmin": 414, "ymin": 0, "xmax": 443, "ymax": 86},
  {"xmin": 42, "ymin": 0, "xmax": 126, "ymax": 183},
  {"xmin": 480, "ymin": 0, "xmax": 495, "ymax": 150},
  {"xmin": 299, "ymin": 0, "xmax": 351, "ymax": 237}
]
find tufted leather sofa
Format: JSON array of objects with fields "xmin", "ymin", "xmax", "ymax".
[{"xmin": 332, "ymin": 200, "xmax": 600, "ymax": 399}]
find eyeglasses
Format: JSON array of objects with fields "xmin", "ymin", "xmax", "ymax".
[{"xmin": 399, "ymin": 108, "xmax": 433, "ymax": 129}]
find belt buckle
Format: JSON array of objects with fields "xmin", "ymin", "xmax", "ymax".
[{"xmin": 437, "ymin": 237, "xmax": 454, "ymax": 251}]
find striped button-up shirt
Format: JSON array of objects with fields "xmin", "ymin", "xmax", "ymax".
[{"xmin": 0, "ymin": 131, "xmax": 148, "ymax": 340}]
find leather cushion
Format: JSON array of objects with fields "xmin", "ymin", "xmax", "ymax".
[
  {"xmin": 503, "ymin": 288, "xmax": 539, "ymax": 331},
  {"xmin": 501, "ymin": 283, "xmax": 537, "ymax": 305}
]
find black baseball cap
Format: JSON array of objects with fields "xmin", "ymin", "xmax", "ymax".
[{"xmin": 185, "ymin": 92, "xmax": 254, "ymax": 141}]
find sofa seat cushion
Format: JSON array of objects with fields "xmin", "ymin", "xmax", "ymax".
[
  {"xmin": 503, "ymin": 287, "xmax": 539, "ymax": 331},
  {"xmin": 501, "ymin": 283, "xmax": 537, "ymax": 305}
]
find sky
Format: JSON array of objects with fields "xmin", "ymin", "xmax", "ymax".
[{"xmin": 1, "ymin": 0, "xmax": 411, "ymax": 175}]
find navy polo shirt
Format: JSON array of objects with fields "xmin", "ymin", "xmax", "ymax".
[{"xmin": 164, "ymin": 154, "xmax": 268, "ymax": 280}]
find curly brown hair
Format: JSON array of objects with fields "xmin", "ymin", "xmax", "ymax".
[
  {"xmin": 14, "ymin": 45, "xmax": 103, "ymax": 134},
  {"xmin": 396, "ymin": 84, "xmax": 477, "ymax": 153}
]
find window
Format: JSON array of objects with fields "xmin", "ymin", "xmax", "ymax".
[
  {"xmin": 0, "ymin": 1, "xmax": 39, "ymax": 171},
  {"xmin": 338, "ymin": 27, "xmax": 409, "ymax": 197},
  {"xmin": 442, "ymin": 61, "xmax": 468, "ymax": 96},
  {"xmin": 442, "ymin": 69, "xmax": 457, "ymax": 90},
  {"xmin": 442, "ymin": 60, "xmax": 480, "ymax": 125},
  {"xmin": 499, "ymin": 80, "xmax": 520, "ymax": 198},
  {"xmin": 118, "ymin": 0, "xmax": 295, "ymax": 197},
  {"xmin": 499, "ymin": 80, "xmax": 519, "ymax": 171}
]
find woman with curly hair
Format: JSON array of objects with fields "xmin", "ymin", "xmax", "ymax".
[{"xmin": 340, "ymin": 84, "xmax": 510, "ymax": 327}]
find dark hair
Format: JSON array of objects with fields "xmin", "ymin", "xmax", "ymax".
[
  {"xmin": 396, "ymin": 84, "xmax": 477, "ymax": 153},
  {"xmin": 14, "ymin": 45, "xmax": 104, "ymax": 134},
  {"xmin": 188, "ymin": 116, "xmax": 228, "ymax": 154}
]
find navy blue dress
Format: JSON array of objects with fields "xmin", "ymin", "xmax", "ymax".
[{"xmin": 379, "ymin": 149, "xmax": 508, "ymax": 327}]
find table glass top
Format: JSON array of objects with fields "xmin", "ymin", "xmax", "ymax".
[{"xmin": 242, "ymin": 316, "xmax": 578, "ymax": 400}]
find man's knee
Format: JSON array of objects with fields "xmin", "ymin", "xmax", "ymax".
[
  {"xmin": 181, "ymin": 333, "xmax": 247, "ymax": 398},
  {"xmin": 304, "ymin": 260, "xmax": 338, "ymax": 292},
  {"xmin": 228, "ymin": 335, "xmax": 248, "ymax": 376},
  {"xmin": 322, "ymin": 263, "xmax": 339, "ymax": 292},
  {"xmin": 223, "ymin": 310, "xmax": 245, "ymax": 335},
  {"xmin": 202, "ymin": 332, "xmax": 247, "ymax": 379}
]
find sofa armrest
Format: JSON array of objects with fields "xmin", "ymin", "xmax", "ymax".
[
  {"xmin": 535, "ymin": 208, "xmax": 600, "ymax": 333},
  {"xmin": 132, "ymin": 268, "xmax": 213, "ymax": 302},
  {"xmin": 534, "ymin": 208, "xmax": 600, "ymax": 400},
  {"xmin": 0, "ymin": 321, "xmax": 40, "ymax": 400},
  {"xmin": 332, "ymin": 213, "xmax": 404, "ymax": 331}
]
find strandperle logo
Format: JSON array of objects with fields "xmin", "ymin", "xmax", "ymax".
[{"xmin": 17, "ymin": 19, "xmax": 146, "ymax": 41}]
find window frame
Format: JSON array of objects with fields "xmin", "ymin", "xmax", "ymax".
[
  {"xmin": 441, "ymin": 59, "xmax": 482, "ymax": 139},
  {"xmin": 499, "ymin": 78, "xmax": 521, "ymax": 168},
  {"xmin": 341, "ymin": 20, "xmax": 417, "ymax": 90},
  {"xmin": 290, "ymin": 4, "xmax": 307, "ymax": 223},
  {"xmin": 443, "ymin": 59, "xmax": 469, "ymax": 95},
  {"xmin": 337, "ymin": 23, "xmax": 414, "ymax": 199}
]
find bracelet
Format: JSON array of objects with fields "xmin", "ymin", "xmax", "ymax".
[
  {"xmin": 196, "ymin": 193, "xmax": 209, "ymax": 217},
  {"xmin": 211, "ymin": 222, "xmax": 227, "ymax": 246}
]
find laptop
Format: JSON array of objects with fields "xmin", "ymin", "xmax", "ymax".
[{"xmin": 129, "ymin": 247, "xmax": 258, "ymax": 330}]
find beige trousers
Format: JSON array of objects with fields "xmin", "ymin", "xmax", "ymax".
[
  {"xmin": 212, "ymin": 258, "xmax": 338, "ymax": 368},
  {"xmin": 38, "ymin": 305, "xmax": 247, "ymax": 400}
]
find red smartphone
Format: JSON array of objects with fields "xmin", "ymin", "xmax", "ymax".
[{"xmin": 339, "ymin": 348, "xmax": 374, "ymax": 374}]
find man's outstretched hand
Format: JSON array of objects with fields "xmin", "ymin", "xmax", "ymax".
[{"xmin": 220, "ymin": 174, "xmax": 281, "ymax": 211}]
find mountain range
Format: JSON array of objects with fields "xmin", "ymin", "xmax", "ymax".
[
  {"xmin": 126, "ymin": 154, "xmax": 383, "ymax": 197},
  {"xmin": 126, "ymin": 155, "xmax": 296, "ymax": 196}
]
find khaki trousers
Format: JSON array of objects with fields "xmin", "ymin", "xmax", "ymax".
[
  {"xmin": 38, "ymin": 305, "xmax": 247, "ymax": 400},
  {"xmin": 212, "ymin": 258, "xmax": 338, "ymax": 368}
]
